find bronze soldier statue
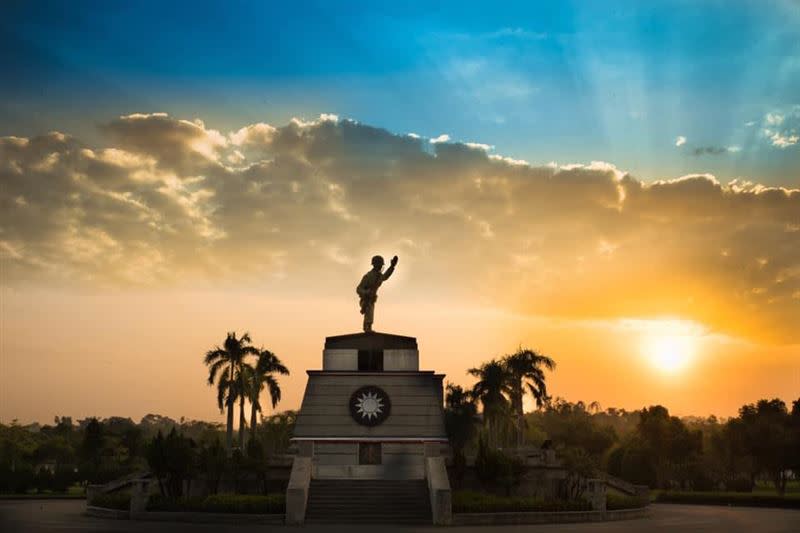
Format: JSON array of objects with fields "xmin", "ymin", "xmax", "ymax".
[{"xmin": 356, "ymin": 255, "xmax": 398, "ymax": 332}]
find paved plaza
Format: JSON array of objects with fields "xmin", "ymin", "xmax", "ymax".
[{"xmin": 1, "ymin": 500, "xmax": 799, "ymax": 533}]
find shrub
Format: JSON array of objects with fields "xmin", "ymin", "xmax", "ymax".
[
  {"xmin": 655, "ymin": 491, "xmax": 800, "ymax": 509},
  {"xmin": 606, "ymin": 492, "xmax": 648, "ymax": 510},
  {"xmin": 726, "ymin": 478, "xmax": 754, "ymax": 492},
  {"xmin": 146, "ymin": 493, "xmax": 285, "ymax": 514},
  {"xmin": 203, "ymin": 493, "xmax": 285, "ymax": 514},
  {"xmin": 452, "ymin": 490, "xmax": 591, "ymax": 513},
  {"xmin": 89, "ymin": 492, "xmax": 131, "ymax": 510},
  {"xmin": 474, "ymin": 438, "xmax": 525, "ymax": 494}
]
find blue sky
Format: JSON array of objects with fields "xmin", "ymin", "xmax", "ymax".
[{"xmin": 2, "ymin": 0, "xmax": 799, "ymax": 184}]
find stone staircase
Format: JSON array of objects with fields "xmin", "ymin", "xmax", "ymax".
[{"xmin": 305, "ymin": 479, "xmax": 432, "ymax": 524}]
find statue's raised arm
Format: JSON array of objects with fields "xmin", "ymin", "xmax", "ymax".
[{"xmin": 356, "ymin": 254, "xmax": 398, "ymax": 332}]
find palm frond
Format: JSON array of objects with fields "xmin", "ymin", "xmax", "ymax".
[
  {"xmin": 204, "ymin": 347, "xmax": 227, "ymax": 366},
  {"xmin": 266, "ymin": 375, "xmax": 282, "ymax": 408},
  {"xmin": 206, "ymin": 358, "xmax": 227, "ymax": 385}
]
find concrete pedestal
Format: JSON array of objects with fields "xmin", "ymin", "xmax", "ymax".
[{"xmin": 287, "ymin": 332, "xmax": 451, "ymax": 524}]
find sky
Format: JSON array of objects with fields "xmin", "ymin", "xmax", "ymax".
[{"xmin": 1, "ymin": 1, "xmax": 799, "ymax": 424}]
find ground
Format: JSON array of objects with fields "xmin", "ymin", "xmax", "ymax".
[{"xmin": 1, "ymin": 500, "xmax": 799, "ymax": 532}]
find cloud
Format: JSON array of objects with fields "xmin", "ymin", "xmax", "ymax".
[
  {"xmin": 762, "ymin": 106, "xmax": 800, "ymax": 148},
  {"xmin": 690, "ymin": 146, "xmax": 741, "ymax": 156},
  {"xmin": 430, "ymin": 134, "xmax": 450, "ymax": 144},
  {"xmin": 1, "ymin": 113, "xmax": 799, "ymax": 343},
  {"xmin": 675, "ymin": 136, "xmax": 686, "ymax": 147}
]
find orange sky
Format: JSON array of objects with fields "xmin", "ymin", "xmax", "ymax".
[{"xmin": 2, "ymin": 285, "xmax": 797, "ymax": 424}]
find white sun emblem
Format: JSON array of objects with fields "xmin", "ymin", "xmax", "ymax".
[{"xmin": 355, "ymin": 391, "xmax": 384, "ymax": 420}]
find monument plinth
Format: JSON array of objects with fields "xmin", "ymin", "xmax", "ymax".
[
  {"xmin": 293, "ymin": 331, "xmax": 447, "ymax": 478},
  {"xmin": 287, "ymin": 331, "xmax": 452, "ymax": 525}
]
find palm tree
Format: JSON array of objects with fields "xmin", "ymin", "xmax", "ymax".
[
  {"xmin": 502, "ymin": 347, "xmax": 556, "ymax": 448},
  {"xmin": 247, "ymin": 349, "xmax": 289, "ymax": 445},
  {"xmin": 444, "ymin": 383, "xmax": 479, "ymax": 485},
  {"xmin": 468, "ymin": 359, "xmax": 511, "ymax": 448},
  {"xmin": 204, "ymin": 332, "xmax": 259, "ymax": 453},
  {"xmin": 444, "ymin": 383, "xmax": 479, "ymax": 453}
]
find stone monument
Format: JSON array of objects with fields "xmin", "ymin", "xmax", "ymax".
[{"xmin": 285, "ymin": 256, "xmax": 452, "ymax": 525}]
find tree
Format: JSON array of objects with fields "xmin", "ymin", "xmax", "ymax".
[
  {"xmin": 502, "ymin": 348, "xmax": 555, "ymax": 448},
  {"xmin": 560, "ymin": 446, "xmax": 596, "ymax": 500},
  {"xmin": 258, "ymin": 411, "xmax": 297, "ymax": 456},
  {"xmin": 246, "ymin": 349, "xmax": 289, "ymax": 446},
  {"xmin": 204, "ymin": 332, "xmax": 259, "ymax": 453},
  {"xmin": 636, "ymin": 405, "xmax": 701, "ymax": 488},
  {"xmin": 197, "ymin": 438, "xmax": 227, "ymax": 495},
  {"xmin": 739, "ymin": 399, "xmax": 794, "ymax": 495},
  {"xmin": 444, "ymin": 384, "xmax": 479, "ymax": 485},
  {"xmin": 468, "ymin": 359, "xmax": 511, "ymax": 448},
  {"xmin": 145, "ymin": 429, "xmax": 195, "ymax": 499}
]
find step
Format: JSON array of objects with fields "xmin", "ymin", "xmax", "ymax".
[{"xmin": 306, "ymin": 479, "xmax": 432, "ymax": 525}]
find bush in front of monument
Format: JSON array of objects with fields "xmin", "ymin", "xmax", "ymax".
[
  {"xmin": 474, "ymin": 436, "xmax": 526, "ymax": 496},
  {"xmin": 452, "ymin": 490, "xmax": 591, "ymax": 513},
  {"xmin": 146, "ymin": 492, "xmax": 286, "ymax": 514}
]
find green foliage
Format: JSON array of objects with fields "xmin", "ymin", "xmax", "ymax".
[
  {"xmin": 147, "ymin": 493, "xmax": 285, "ymax": 514},
  {"xmin": 257, "ymin": 411, "xmax": 296, "ymax": 455},
  {"xmin": 535, "ymin": 399, "xmax": 617, "ymax": 458},
  {"xmin": 145, "ymin": 429, "xmax": 196, "ymax": 499},
  {"xmin": 617, "ymin": 438, "xmax": 658, "ymax": 487},
  {"xmin": 655, "ymin": 491, "xmax": 800, "ymax": 509},
  {"xmin": 474, "ymin": 436, "xmax": 525, "ymax": 494},
  {"xmin": 89, "ymin": 491, "xmax": 131, "ymax": 510},
  {"xmin": 197, "ymin": 438, "xmax": 227, "ymax": 495},
  {"xmin": 246, "ymin": 349, "xmax": 289, "ymax": 443},
  {"xmin": 452, "ymin": 490, "xmax": 590, "ymax": 513},
  {"xmin": 204, "ymin": 331, "xmax": 262, "ymax": 451},
  {"xmin": 502, "ymin": 348, "xmax": 556, "ymax": 447},
  {"xmin": 726, "ymin": 477, "xmax": 754, "ymax": 492},
  {"xmin": 444, "ymin": 383, "xmax": 479, "ymax": 486},
  {"xmin": 737, "ymin": 398, "xmax": 796, "ymax": 495},
  {"xmin": 559, "ymin": 446, "xmax": 597, "ymax": 500},
  {"xmin": 0, "ymin": 410, "xmax": 294, "ymax": 496},
  {"xmin": 468, "ymin": 360, "xmax": 514, "ymax": 447},
  {"xmin": 605, "ymin": 492, "xmax": 648, "ymax": 510}
]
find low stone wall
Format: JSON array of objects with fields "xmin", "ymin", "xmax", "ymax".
[
  {"xmin": 453, "ymin": 506, "xmax": 650, "ymax": 526},
  {"xmin": 85, "ymin": 505, "xmax": 130, "ymax": 520},
  {"xmin": 86, "ymin": 506, "xmax": 284, "ymax": 524},
  {"xmin": 132, "ymin": 511, "xmax": 284, "ymax": 524}
]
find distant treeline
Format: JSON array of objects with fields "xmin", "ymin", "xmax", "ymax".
[
  {"xmin": 445, "ymin": 394, "xmax": 800, "ymax": 495},
  {"xmin": 0, "ymin": 412, "xmax": 295, "ymax": 495},
  {"xmin": 2, "ymin": 397, "xmax": 798, "ymax": 497}
]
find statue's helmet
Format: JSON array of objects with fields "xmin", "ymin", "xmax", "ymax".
[{"xmin": 371, "ymin": 255, "xmax": 385, "ymax": 268}]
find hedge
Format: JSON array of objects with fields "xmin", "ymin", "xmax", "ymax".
[
  {"xmin": 147, "ymin": 493, "xmax": 285, "ymax": 514},
  {"xmin": 655, "ymin": 491, "xmax": 800, "ymax": 509},
  {"xmin": 89, "ymin": 492, "xmax": 131, "ymax": 510},
  {"xmin": 453, "ymin": 490, "xmax": 591, "ymax": 513},
  {"xmin": 606, "ymin": 492, "xmax": 649, "ymax": 510}
]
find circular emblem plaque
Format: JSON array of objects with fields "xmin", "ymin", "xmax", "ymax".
[{"xmin": 349, "ymin": 385, "xmax": 391, "ymax": 426}]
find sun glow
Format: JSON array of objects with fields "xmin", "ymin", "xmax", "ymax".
[
  {"xmin": 645, "ymin": 334, "xmax": 695, "ymax": 373},
  {"xmin": 628, "ymin": 318, "xmax": 704, "ymax": 374}
]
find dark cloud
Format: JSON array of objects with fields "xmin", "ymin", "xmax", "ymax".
[
  {"xmin": 1, "ymin": 114, "xmax": 798, "ymax": 342},
  {"xmin": 691, "ymin": 146, "xmax": 736, "ymax": 156}
]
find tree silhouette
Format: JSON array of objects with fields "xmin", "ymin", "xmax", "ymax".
[
  {"xmin": 502, "ymin": 347, "xmax": 555, "ymax": 448},
  {"xmin": 444, "ymin": 383, "xmax": 479, "ymax": 486},
  {"xmin": 203, "ymin": 332, "xmax": 259, "ymax": 453},
  {"xmin": 246, "ymin": 349, "xmax": 289, "ymax": 445},
  {"xmin": 468, "ymin": 359, "xmax": 511, "ymax": 448}
]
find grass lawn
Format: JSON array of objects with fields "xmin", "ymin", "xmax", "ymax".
[{"xmin": 653, "ymin": 489, "xmax": 800, "ymax": 509}]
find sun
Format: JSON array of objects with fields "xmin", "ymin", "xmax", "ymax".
[{"xmin": 644, "ymin": 334, "xmax": 695, "ymax": 374}]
